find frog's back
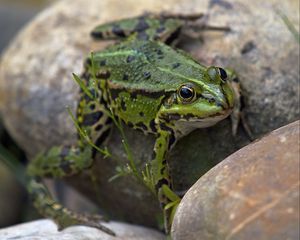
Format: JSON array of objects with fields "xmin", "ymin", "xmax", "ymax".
[{"xmin": 90, "ymin": 40, "xmax": 207, "ymax": 94}]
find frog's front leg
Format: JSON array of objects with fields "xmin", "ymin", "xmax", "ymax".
[
  {"xmin": 152, "ymin": 126, "xmax": 180, "ymax": 233},
  {"xmin": 27, "ymin": 145, "xmax": 115, "ymax": 236},
  {"xmin": 226, "ymin": 69, "xmax": 253, "ymax": 139}
]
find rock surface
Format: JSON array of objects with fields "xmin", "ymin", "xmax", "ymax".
[
  {"xmin": 0, "ymin": 0, "xmax": 299, "ymax": 229},
  {"xmin": 172, "ymin": 120, "xmax": 300, "ymax": 240},
  {"xmin": 0, "ymin": 219, "xmax": 165, "ymax": 240}
]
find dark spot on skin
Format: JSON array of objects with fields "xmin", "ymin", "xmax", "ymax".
[
  {"xmin": 172, "ymin": 63, "xmax": 181, "ymax": 69},
  {"xmin": 162, "ymin": 159, "xmax": 167, "ymax": 165},
  {"xmin": 89, "ymin": 103, "xmax": 96, "ymax": 110},
  {"xmin": 135, "ymin": 122, "xmax": 148, "ymax": 131},
  {"xmin": 155, "ymin": 178, "xmax": 170, "ymax": 190},
  {"xmin": 109, "ymin": 87, "xmax": 167, "ymax": 100},
  {"xmin": 85, "ymin": 58, "xmax": 92, "ymax": 67},
  {"xmin": 96, "ymin": 70, "xmax": 111, "ymax": 79},
  {"xmin": 139, "ymin": 112, "xmax": 144, "ymax": 117},
  {"xmin": 82, "ymin": 111, "xmax": 103, "ymax": 126},
  {"xmin": 84, "ymin": 94, "xmax": 92, "ymax": 102},
  {"xmin": 160, "ymin": 166, "xmax": 166, "ymax": 175},
  {"xmin": 208, "ymin": 98, "xmax": 215, "ymax": 103},
  {"xmin": 105, "ymin": 117, "xmax": 113, "ymax": 125},
  {"xmin": 137, "ymin": 31, "xmax": 149, "ymax": 40},
  {"xmin": 123, "ymin": 73, "xmax": 129, "ymax": 81},
  {"xmin": 216, "ymin": 102, "xmax": 223, "ymax": 108},
  {"xmin": 183, "ymin": 113, "xmax": 196, "ymax": 120},
  {"xmin": 241, "ymin": 41, "xmax": 256, "ymax": 54},
  {"xmin": 126, "ymin": 55, "xmax": 135, "ymax": 63},
  {"xmin": 112, "ymin": 25, "xmax": 126, "ymax": 37},
  {"xmin": 168, "ymin": 114, "xmax": 181, "ymax": 121},
  {"xmin": 92, "ymin": 129, "xmax": 111, "ymax": 157},
  {"xmin": 160, "ymin": 123, "xmax": 174, "ymax": 133},
  {"xmin": 165, "ymin": 27, "xmax": 181, "ymax": 45},
  {"xmin": 60, "ymin": 147, "xmax": 70, "ymax": 158},
  {"xmin": 233, "ymin": 77, "xmax": 240, "ymax": 83},
  {"xmin": 156, "ymin": 26, "xmax": 166, "ymax": 34},
  {"xmin": 90, "ymin": 89, "xmax": 98, "ymax": 99},
  {"xmin": 110, "ymin": 89, "xmax": 120, "ymax": 100},
  {"xmin": 60, "ymin": 161, "xmax": 73, "ymax": 175},
  {"xmin": 100, "ymin": 60, "xmax": 106, "ymax": 66},
  {"xmin": 149, "ymin": 119, "xmax": 157, "ymax": 132},
  {"xmin": 121, "ymin": 99, "xmax": 126, "ymax": 111},
  {"xmin": 131, "ymin": 92, "xmax": 137, "ymax": 99},
  {"xmin": 209, "ymin": 0, "xmax": 233, "ymax": 9},
  {"xmin": 81, "ymin": 71, "xmax": 91, "ymax": 82},
  {"xmin": 143, "ymin": 71, "xmax": 151, "ymax": 79},
  {"xmin": 91, "ymin": 31, "xmax": 103, "ymax": 39},
  {"xmin": 127, "ymin": 121, "xmax": 134, "ymax": 128},
  {"xmin": 95, "ymin": 124, "xmax": 103, "ymax": 131},
  {"xmin": 168, "ymin": 134, "xmax": 176, "ymax": 150},
  {"xmin": 159, "ymin": 143, "xmax": 162, "ymax": 148},
  {"xmin": 134, "ymin": 18, "xmax": 149, "ymax": 32},
  {"xmin": 156, "ymin": 49, "xmax": 163, "ymax": 55}
]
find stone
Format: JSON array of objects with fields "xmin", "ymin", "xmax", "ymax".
[
  {"xmin": 0, "ymin": 219, "xmax": 165, "ymax": 240},
  {"xmin": 172, "ymin": 120, "xmax": 300, "ymax": 240},
  {"xmin": 0, "ymin": 0, "xmax": 299, "ymax": 229}
]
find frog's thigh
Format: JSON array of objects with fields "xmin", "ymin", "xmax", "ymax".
[{"xmin": 26, "ymin": 146, "xmax": 115, "ymax": 235}]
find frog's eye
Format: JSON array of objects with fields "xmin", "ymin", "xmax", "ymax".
[
  {"xmin": 178, "ymin": 85, "xmax": 195, "ymax": 102},
  {"xmin": 218, "ymin": 67, "xmax": 228, "ymax": 82}
]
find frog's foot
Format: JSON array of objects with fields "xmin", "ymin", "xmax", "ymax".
[{"xmin": 56, "ymin": 210, "xmax": 115, "ymax": 236}]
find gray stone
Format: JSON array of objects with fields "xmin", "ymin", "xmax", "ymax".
[
  {"xmin": 0, "ymin": 219, "xmax": 165, "ymax": 240},
  {"xmin": 172, "ymin": 121, "xmax": 300, "ymax": 240}
]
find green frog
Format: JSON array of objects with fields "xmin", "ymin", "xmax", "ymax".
[{"xmin": 26, "ymin": 13, "xmax": 241, "ymax": 236}]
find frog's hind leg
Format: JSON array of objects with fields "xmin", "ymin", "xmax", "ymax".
[
  {"xmin": 90, "ymin": 13, "xmax": 204, "ymax": 44},
  {"xmin": 26, "ymin": 145, "xmax": 115, "ymax": 236}
]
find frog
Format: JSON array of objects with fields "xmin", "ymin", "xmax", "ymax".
[{"xmin": 26, "ymin": 13, "xmax": 242, "ymax": 236}]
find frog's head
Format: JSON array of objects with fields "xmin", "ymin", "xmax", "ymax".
[{"xmin": 160, "ymin": 66, "xmax": 235, "ymax": 131}]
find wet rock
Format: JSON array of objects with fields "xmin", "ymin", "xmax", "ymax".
[
  {"xmin": 172, "ymin": 121, "xmax": 300, "ymax": 240},
  {"xmin": 0, "ymin": 0, "xmax": 299, "ymax": 229},
  {"xmin": 0, "ymin": 219, "xmax": 165, "ymax": 240}
]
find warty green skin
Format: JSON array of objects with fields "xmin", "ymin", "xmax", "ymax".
[{"xmin": 26, "ymin": 13, "xmax": 240, "ymax": 236}]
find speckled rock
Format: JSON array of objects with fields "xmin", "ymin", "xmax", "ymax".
[
  {"xmin": 0, "ymin": 0, "xmax": 299, "ymax": 230},
  {"xmin": 0, "ymin": 219, "xmax": 165, "ymax": 240},
  {"xmin": 172, "ymin": 120, "xmax": 300, "ymax": 240}
]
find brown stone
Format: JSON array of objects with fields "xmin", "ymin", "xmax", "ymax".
[{"xmin": 172, "ymin": 121, "xmax": 300, "ymax": 240}]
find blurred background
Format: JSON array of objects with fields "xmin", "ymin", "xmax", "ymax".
[{"xmin": 0, "ymin": 0, "xmax": 52, "ymax": 228}]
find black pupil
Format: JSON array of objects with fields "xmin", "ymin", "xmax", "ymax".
[
  {"xmin": 180, "ymin": 87, "xmax": 193, "ymax": 99},
  {"xmin": 219, "ymin": 68, "xmax": 227, "ymax": 80}
]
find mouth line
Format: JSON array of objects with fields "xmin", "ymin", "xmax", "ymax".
[{"xmin": 176, "ymin": 109, "xmax": 232, "ymax": 122}]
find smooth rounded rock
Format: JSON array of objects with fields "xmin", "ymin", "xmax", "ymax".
[
  {"xmin": 0, "ymin": 219, "xmax": 165, "ymax": 240},
  {"xmin": 0, "ymin": 0, "xmax": 299, "ymax": 229},
  {"xmin": 172, "ymin": 120, "xmax": 300, "ymax": 240}
]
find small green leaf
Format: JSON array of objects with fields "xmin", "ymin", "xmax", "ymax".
[
  {"xmin": 72, "ymin": 73, "xmax": 94, "ymax": 99},
  {"xmin": 162, "ymin": 184, "xmax": 180, "ymax": 202}
]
